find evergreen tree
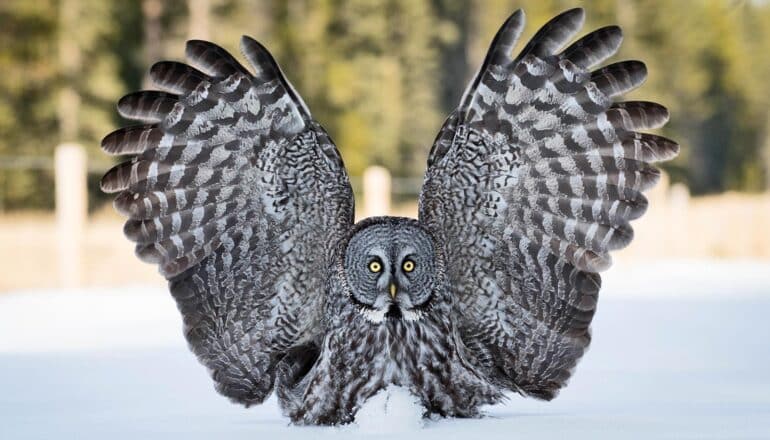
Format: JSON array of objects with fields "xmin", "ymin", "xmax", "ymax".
[{"xmin": 2, "ymin": 0, "xmax": 770, "ymax": 211}]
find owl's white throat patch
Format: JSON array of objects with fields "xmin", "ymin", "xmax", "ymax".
[
  {"xmin": 359, "ymin": 306, "xmax": 422, "ymax": 323},
  {"xmin": 360, "ymin": 307, "xmax": 387, "ymax": 323}
]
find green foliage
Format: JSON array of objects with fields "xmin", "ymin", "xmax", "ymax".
[
  {"xmin": 2, "ymin": 0, "xmax": 770, "ymax": 211},
  {"xmin": 0, "ymin": 1, "xmax": 58, "ymax": 209},
  {"xmin": 0, "ymin": 0, "xmax": 144, "ymax": 209}
]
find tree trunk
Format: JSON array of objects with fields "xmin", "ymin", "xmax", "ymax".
[
  {"xmin": 188, "ymin": 0, "xmax": 210, "ymax": 40},
  {"xmin": 142, "ymin": 0, "xmax": 163, "ymax": 88},
  {"xmin": 58, "ymin": 0, "xmax": 81, "ymax": 143}
]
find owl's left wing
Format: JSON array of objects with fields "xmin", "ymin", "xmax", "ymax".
[
  {"xmin": 418, "ymin": 8, "xmax": 678, "ymax": 399},
  {"xmin": 101, "ymin": 38, "xmax": 353, "ymax": 405}
]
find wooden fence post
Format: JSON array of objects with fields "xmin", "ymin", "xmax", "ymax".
[
  {"xmin": 668, "ymin": 182, "xmax": 690, "ymax": 257},
  {"xmin": 362, "ymin": 166, "xmax": 391, "ymax": 218},
  {"xmin": 55, "ymin": 143, "xmax": 87, "ymax": 288}
]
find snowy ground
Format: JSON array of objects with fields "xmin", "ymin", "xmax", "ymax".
[{"xmin": 1, "ymin": 260, "xmax": 769, "ymax": 439}]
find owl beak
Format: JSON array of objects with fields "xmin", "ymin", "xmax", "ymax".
[{"xmin": 389, "ymin": 283, "xmax": 397, "ymax": 298}]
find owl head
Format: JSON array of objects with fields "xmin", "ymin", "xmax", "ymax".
[{"xmin": 340, "ymin": 217, "xmax": 443, "ymax": 323}]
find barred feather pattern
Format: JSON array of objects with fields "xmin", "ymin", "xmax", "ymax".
[
  {"xmin": 101, "ymin": 37, "xmax": 354, "ymax": 405},
  {"xmin": 276, "ymin": 228, "xmax": 504, "ymax": 425},
  {"xmin": 419, "ymin": 8, "xmax": 679, "ymax": 400},
  {"xmin": 100, "ymin": 7, "xmax": 678, "ymax": 423}
]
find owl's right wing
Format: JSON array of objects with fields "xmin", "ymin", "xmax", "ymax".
[
  {"xmin": 101, "ymin": 38, "xmax": 354, "ymax": 405},
  {"xmin": 418, "ymin": 9, "xmax": 678, "ymax": 399}
]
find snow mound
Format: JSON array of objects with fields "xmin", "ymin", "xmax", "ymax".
[{"xmin": 353, "ymin": 386, "xmax": 424, "ymax": 433}]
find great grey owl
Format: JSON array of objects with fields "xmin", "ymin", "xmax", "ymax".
[{"xmin": 101, "ymin": 8, "xmax": 678, "ymax": 425}]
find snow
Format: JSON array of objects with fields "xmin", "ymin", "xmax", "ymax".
[
  {"xmin": 354, "ymin": 386, "xmax": 425, "ymax": 433},
  {"xmin": 1, "ymin": 259, "xmax": 769, "ymax": 439}
]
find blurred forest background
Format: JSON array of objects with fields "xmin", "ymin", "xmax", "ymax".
[
  {"xmin": 1, "ymin": 0, "xmax": 770, "ymax": 289},
  {"xmin": 3, "ymin": 0, "xmax": 770, "ymax": 210}
]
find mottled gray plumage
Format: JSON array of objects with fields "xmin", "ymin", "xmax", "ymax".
[
  {"xmin": 276, "ymin": 217, "xmax": 503, "ymax": 424},
  {"xmin": 101, "ymin": 8, "xmax": 678, "ymax": 425},
  {"xmin": 421, "ymin": 8, "xmax": 678, "ymax": 401}
]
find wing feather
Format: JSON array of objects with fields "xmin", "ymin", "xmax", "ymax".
[
  {"xmin": 101, "ymin": 37, "xmax": 353, "ymax": 405},
  {"xmin": 419, "ymin": 8, "xmax": 678, "ymax": 400},
  {"xmin": 560, "ymin": 25, "xmax": 623, "ymax": 69}
]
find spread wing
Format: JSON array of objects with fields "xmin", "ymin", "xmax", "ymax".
[
  {"xmin": 418, "ymin": 8, "xmax": 678, "ymax": 399},
  {"xmin": 101, "ymin": 37, "xmax": 354, "ymax": 405}
]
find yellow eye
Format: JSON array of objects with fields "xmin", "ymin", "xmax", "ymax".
[
  {"xmin": 368, "ymin": 261, "xmax": 382, "ymax": 273},
  {"xmin": 402, "ymin": 260, "xmax": 415, "ymax": 272}
]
